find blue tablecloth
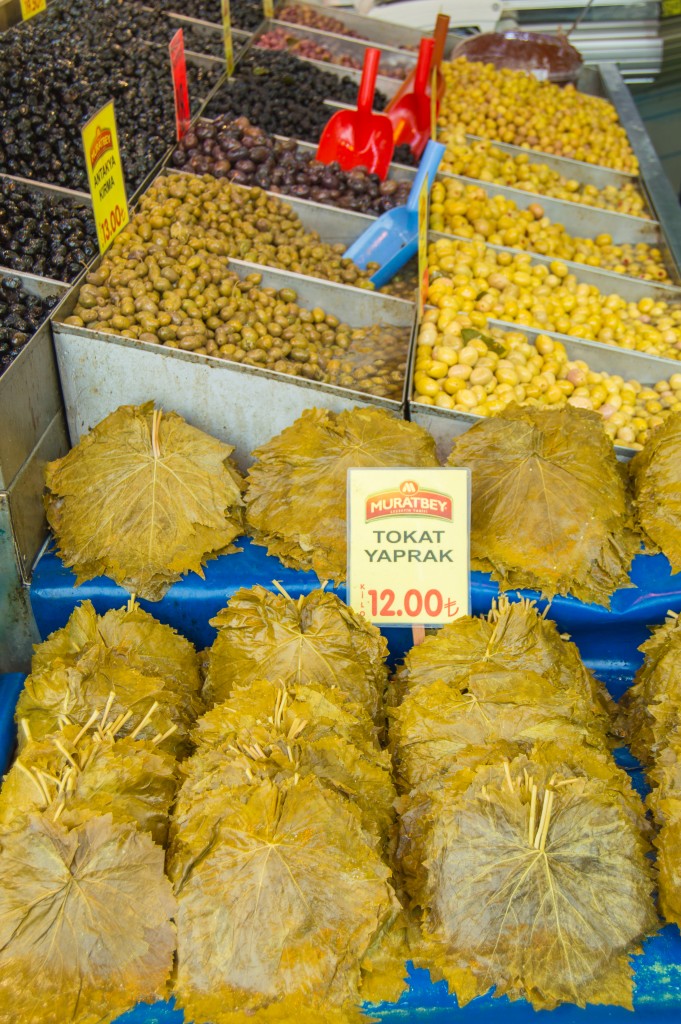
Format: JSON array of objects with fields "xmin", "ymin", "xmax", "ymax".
[{"xmin": 31, "ymin": 542, "xmax": 681, "ymax": 697}]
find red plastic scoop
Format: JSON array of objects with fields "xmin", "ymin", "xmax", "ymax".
[
  {"xmin": 385, "ymin": 37, "xmax": 435, "ymax": 160},
  {"xmin": 316, "ymin": 47, "xmax": 394, "ymax": 178}
]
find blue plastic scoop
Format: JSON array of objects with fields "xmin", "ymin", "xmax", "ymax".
[{"xmin": 343, "ymin": 139, "xmax": 446, "ymax": 289}]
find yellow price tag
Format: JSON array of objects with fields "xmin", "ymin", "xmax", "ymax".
[
  {"xmin": 347, "ymin": 468, "xmax": 471, "ymax": 626},
  {"xmin": 222, "ymin": 0, "xmax": 234, "ymax": 75},
  {"xmin": 417, "ymin": 174, "xmax": 429, "ymax": 319},
  {"xmin": 81, "ymin": 101, "xmax": 130, "ymax": 255},
  {"xmin": 263, "ymin": 0, "xmax": 274, "ymax": 17},
  {"xmin": 20, "ymin": 0, "xmax": 46, "ymax": 20}
]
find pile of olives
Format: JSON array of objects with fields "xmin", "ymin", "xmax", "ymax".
[
  {"xmin": 0, "ymin": 277, "xmax": 59, "ymax": 377},
  {"xmin": 0, "ymin": 180, "xmax": 97, "ymax": 282},
  {"xmin": 0, "ymin": 0, "xmax": 220, "ymax": 191},
  {"xmin": 141, "ymin": 0, "xmax": 265, "ymax": 31},
  {"xmin": 172, "ymin": 115, "xmax": 413, "ymax": 214},
  {"xmin": 429, "ymin": 179, "xmax": 670, "ymax": 282},
  {"xmin": 255, "ymin": 27, "xmax": 409, "ymax": 79},
  {"xmin": 206, "ymin": 51, "xmax": 388, "ymax": 143},
  {"xmin": 439, "ymin": 59, "xmax": 638, "ymax": 173},
  {"xmin": 438, "ymin": 128, "xmax": 649, "ymax": 218}
]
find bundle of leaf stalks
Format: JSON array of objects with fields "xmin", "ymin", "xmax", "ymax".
[
  {"xmin": 245, "ymin": 407, "xmax": 439, "ymax": 584},
  {"xmin": 629, "ymin": 412, "xmax": 681, "ymax": 574},
  {"xmin": 391, "ymin": 597, "xmax": 658, "ymax": 1010},
  {"xmin": 0, "ymin": 671, "xmax": 182, "ymax": 1022},
  {"xmin": 620, "ymin": 611, "xmax": 681, "ymax": 928},
  {"xmin": 446, "ymin": 403, "xmax": 639, "ymax": 606},
  {"xmin": 168, "ymin": 589, "xmax": 408, "ymax": 1021},
  {"xmin": 16, "ymin": 598, "xmax": 203, "ymax": 758},
  {"xmin": 45, "ymin": 402, "xmax": 245, "ymax": 600}
]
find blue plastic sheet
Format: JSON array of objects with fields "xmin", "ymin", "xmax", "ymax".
[{"xmin": 31, "ymin": 542, "xmax": 681, "ymax": 696}]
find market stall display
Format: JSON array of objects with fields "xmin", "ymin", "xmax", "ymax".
[
  {"xmin": 244, "ymin": 406, "xmax": 439, "ymax": 583},
  {"xmin": 0, "ymin": 0, "xmax": 220, "ymax": 192},
  {"xmin": 429, "ymin": 178, "xmax": 671, "ymax": 281},
  {"xmin": 391, "ymin": 600, "xmax": 657, "ymax": 1009},
  {"xmin": 438, "ymin": 58, "xmax": 638, "ymax": 172},
  {"xmin": 427, "ymin": 237, "xmax": 681, "ymax": 360},
  {"xmin": 413, "ymin": 310, "xmax": 681, "ymax": 449},
  {"xmin": 0, "ymin": 179, "xmax": 97, "ymax": 282},
  {"xmin": 438, "ymin": 129, "xmax": 650, "ymax": 218},
  {"xmin": 445, "ymin": 404, "xmax": 639, "ymax": 605},
  {"xmin": 43, "ymin": 403, "xmax": 245, "ymax": 601},
  {"xmin": 171, "ymin": 115, "xmax": 413, "ymax": 211}
]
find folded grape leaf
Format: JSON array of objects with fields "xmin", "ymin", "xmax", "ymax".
[
  {"xmin": 417, "ymin": 758, "xmax": 657, "ymax": 1010},
  {"xmin": 630, "ymin": 413, "xmax": 681, "ymax": 573},
  {"xmin": 390, "ymin": 666, "xmax": 607, "ymax": 790},
  {"xmin": 204, "ymin": 586, "xmax": 388, "ymax": 722},
  {"xmin": 396, "ymin": 595, "xmax": 612, "ymax": 724},
  {"xmin": 620, "ymin": 612, "xmax": 681, "ymax": 763},
  {"xmin": 45, "ymin": 402, "xmax": 245, "ymax": 600},
  {"xmin": 655, "ymin": 817, "xmax": 681, "ymax": 929},
  {"xmin": 16, "ymin": 656, "xmax": 201, "ymax": 759},
  {"xmin": 245, "ymin": 407, "xmax": 439, "ymax": 583},
  {"xmin": 0, "ymin": 724, "xmax": 178, "ymax": 846},
  {"xmin": 0, "ymin": 814, "xmax": 176, "ymax": 1024},
  {"xmin": 446, "ymin": 404, "xmax": 638, "ymax": 606},
  {"xmin": 32, "ymin": 598, "xmax": 200, "ymax": 695},
  {"xmin": 171, "ymin": 776, "xmax": 399, "ymax": 1021}
]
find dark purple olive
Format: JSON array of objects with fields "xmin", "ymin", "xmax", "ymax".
[
  {"xmin": 235, "ymin": 159, "xmax": 256, "ymax": 174},
  {"xmin": 250, "ymin": 146, "xmax": 270, "ymax": 164},
  {"xmin": 212, "ymin": 160, "xmax": 232, "ymax": 178}
]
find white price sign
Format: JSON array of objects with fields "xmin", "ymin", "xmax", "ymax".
[{"xmin": 347, "ymin": 467, "xmax": 470, "ymax": 626}]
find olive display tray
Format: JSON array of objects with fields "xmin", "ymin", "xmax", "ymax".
[
  {"xmin": 50, "ymin": 259, "xmax": 415, "ymax": 471},
  {"xmin": 15, "ymin": 538, "xmax": 681, "ymax": 1021}
]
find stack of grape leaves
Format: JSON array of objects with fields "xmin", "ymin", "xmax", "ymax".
[
  {"xmin": 245, "ymin": 407, "xmax": 439, "ymax": 584},
  {"xmin": 45, "ymin": 401, "xmax": 245, "ymax": 600},
  {"xmin": 169, "ymin": 587, "xmax": 408, "ymax": 1023},
  {"xmin": 203, "ymin": 583, "xmax": 389, "ymax": 726},
  {"xmin": 446, "ymin": 404, "xmax": 639, "ymax": 606},
  {"xmin": 0, "ymin": 615, "xmax": 187, "ymax": 1024},
  {"xmin": 16, "ymin": 598, "xmax": 203, "ymax": 758},
  {"xmin": 621, "ymin": 611, "xmax": 681, "ymax": 928},
  {"xmin": 390, "ymin": 596, "xmax": 658, "ymax": 1010},
  {"xmin": 629, "ymin": 412, "xmax": 681, "ymax": 573}
]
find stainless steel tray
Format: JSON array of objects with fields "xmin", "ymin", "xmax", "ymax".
[
  {"xmin": 0, "ymin": 268, "xmax": 68, "ymax": 489},
  {"xmin": 51, "ymin": 260, "xmax": 416, "ymax": 471}
]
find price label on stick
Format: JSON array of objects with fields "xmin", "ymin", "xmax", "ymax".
[
  {"xmin": 417, "ymin": 173, "xmax": 429, "ymax": 318},
  {"xmin": 222, "ymin": 0, "xmax": 234, "ymax": 75},
  {"xmin": 81, "ymin": 101, "xmax": 130, "ymax": 255},
  {"xmin": 20, "ymin": 0, "xmax": 46, "ymax": 20},
  {"xmin": 347, "ymin": 468, "xmax": 471, "ymax": 626},
  {"xmin": 263, "ymin": 0, "xmax": 274, "ymax": 18},
  {"xmin": 169, "ymin": 28, "xmax": 191, "ymax": 141}
]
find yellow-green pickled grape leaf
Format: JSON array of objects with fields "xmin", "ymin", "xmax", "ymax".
[
  {"xmin": 204, "ymin": 586, "xmax": 388, "ymax": 722},
  {"xmin": 16, "ymin": 657, "xmax": 201, "ymax": 759},
  {"xmin": 390, "ymin": 666, "xmax": 606, "ymax": 789},
  {"xmin": 630, "ymin": 413, "xmax": 681, "ymax": 573},
  {"xmin": 359, "ymin": 911, "xmax": 410, "ymax": 1005},
  {"xmin": 620, "ymin": 613, "xmax": 681, "ymax": 763},
  {"xmin": 32, "ymin": 598, "xmax": 200, "ymax": 695},
  {"xmin": 245, "ymin": 407, "xmax": 439, "ymax": 583},
  {"xmin": 171, "ymin": 776, "xmax": 399, "ymax": 1021},
  {"xmin": 181, "ymin": 679, "xmax": 394, "ymax": 838},
  {"xmin": 0, "ymin": 814, "xmax": 176, "ymax": 1024},
  {"xmin": 446, "ymin": 404, "xmax": 638, "ymax": 606},
  {"xmin": 0, "ymin": 725, "xmax": 178, "ymax": 846},
  {"xmin": 44, "ymin": 402, "xmax": 245, "ymax": 601},
  {"xmin": 195, "ymin": 676, "xmax": 379, "ymax": 757},
  {"xmin": 397, "ymin": 595, "xmax": 612, "ymax": 724},
  {"xmin": 654, "ymin": 817, "xmax": 681, "ymax": 929},
  {"xmin": 417, "ymin": 759, "xmax": 657, "ymax": 1010}
]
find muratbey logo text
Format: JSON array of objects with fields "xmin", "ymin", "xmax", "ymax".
[
  {"xmin": 366, "ymin": 480, "xmax": 452, "ymax": 522},
  {"xmin": 90, "ymin": 126, "xmax": 113, "ymax": 170}
]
